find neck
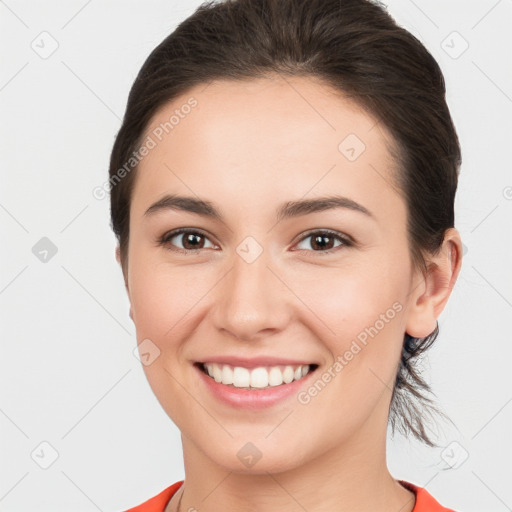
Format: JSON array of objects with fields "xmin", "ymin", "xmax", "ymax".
[{"xmin": 166, "ymin": 399, "xmax": 416, "ymax": 512}]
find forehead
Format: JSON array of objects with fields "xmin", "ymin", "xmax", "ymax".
[{"xmin": 132, "ymin": 75, "xmax": 402, "ymax": 222}]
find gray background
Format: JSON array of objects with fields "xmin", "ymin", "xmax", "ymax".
[{"xmin": 1, "ymin": 0, "xmax": 511, "ymax": 510}]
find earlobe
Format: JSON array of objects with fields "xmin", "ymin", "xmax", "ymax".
[
  {"xmin": 115, "ymin": 245, "xmax": 121, "ymax": 265},
  {"xmin": 405, "ymin": 228, "xmax": 463, "ymax": 339}
]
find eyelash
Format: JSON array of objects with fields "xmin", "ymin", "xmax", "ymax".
[{"xmin": 158, "ymin": 228, "xmax": 353, "ymax": 256}]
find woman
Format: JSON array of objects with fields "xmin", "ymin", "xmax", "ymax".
[{"xmin": 110, "ymin": 0, "xmax": 463, "ymax": 510}]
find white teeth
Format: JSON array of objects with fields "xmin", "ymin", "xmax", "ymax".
[
  {"xmin": 268, "ymin": 367, "xmax": 283, "ymax": 386},
  {"xmin": 212, "ymin": 364, "xmax": 222, "ymax": 383},
  {"xmin": 250, "ymin": 367, "xmax": 268, "ymax": 388},
  {"xmin": 202, "ymin": 362, "xmax": 313, "ymax": 389},
  {"xmin": 282, "ymin": 365, "xmax": 294, "ymax": 384},
  {"xmin": 233, "ymin": 366, "xmax": 250, "ymax": 387},
  {"xmin": 221, "ymin": 364, "xmax": 233, "ymax": 385}
]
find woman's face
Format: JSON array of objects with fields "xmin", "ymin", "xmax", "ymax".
[{"xmin": 121, "ymin": 75, "xmax": 433, "ymax": 473}]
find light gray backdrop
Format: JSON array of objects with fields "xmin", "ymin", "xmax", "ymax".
[{"xmin": 1, "ymin": 0, "xmax": 511, "ymax": 510}]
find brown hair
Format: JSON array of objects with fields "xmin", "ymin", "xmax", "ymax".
[{"xmin": 109, "ymin": 0, "xmax": 461, "ymax": 447}]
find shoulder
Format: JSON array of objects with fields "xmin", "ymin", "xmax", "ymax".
[
  {"xmin": 124, "ymin": 480, "xmax": 184, "ymax": 512},
  {"xmin": 399, "ymin": 480, "xmax": 458, "ymax": 512}
]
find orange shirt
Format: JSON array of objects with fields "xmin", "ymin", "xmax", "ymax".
[{"xmin": 124, "ymin": 479, "xmax": 457, "ymax": 512}]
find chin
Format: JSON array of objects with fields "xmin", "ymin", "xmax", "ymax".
[{"xmin": 201, "ymin": 440, "xmax": 306, "ymax": 475}]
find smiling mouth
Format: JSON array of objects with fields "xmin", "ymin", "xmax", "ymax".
[{"xmin": 195, "ymin": 362, "xmax": 319, "ymax": 389}]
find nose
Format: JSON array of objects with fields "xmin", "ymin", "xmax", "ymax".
[{"xmin": 210, "ymin": 248, "xmax": 291, "ymax": 342}]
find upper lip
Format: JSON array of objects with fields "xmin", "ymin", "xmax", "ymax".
[{"xmin": 197, "ymin": 356, "xmax": 318, "ymax": 369}]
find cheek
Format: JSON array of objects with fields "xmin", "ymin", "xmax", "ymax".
[
  {"xmin": 127, "ymin": 262, "xmax": 198, "ymax": 425},
  {"xmin": 298, "ymin": 260, "xmax": 403, "ymax": 333},
  {"xmin": 301, "ymin": 261, "xmax": 406, "ymax": 382},
  {"xmin": 130, "ymin": 274, "xmax": 170, "ymax": 334},
  {"xmin": 128, "ymin": 254, "xmax": 204, "ymax": 338}
]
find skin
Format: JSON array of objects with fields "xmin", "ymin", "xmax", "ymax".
[{"xmin": 116, "ymin": 74, "xmax": 463, "ymax": 512}]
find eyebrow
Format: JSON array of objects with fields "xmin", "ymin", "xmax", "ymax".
[{"xmin": 144, "ymin": 194, "xmax": 375, "ymax": 222}]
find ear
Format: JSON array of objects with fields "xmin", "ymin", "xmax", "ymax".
[
  {"xmin": 115, "ymin": 245, "xmax": 134, "ymax": 321},
  {"xmin": 115, "ymin": 246, "xmax": 127, "ymax": 286},
  {"xmin": 405, "ymin": 228, "xmax": 463, "ymax": 338}
]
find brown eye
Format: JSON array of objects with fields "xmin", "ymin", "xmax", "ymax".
[
  {"xmin": 294, "ymin": 230, "xmax": 352, "ymax": 254},
  {"xmin": 160, "ymin": 229, "xmax": 216, "ymax": 253}
]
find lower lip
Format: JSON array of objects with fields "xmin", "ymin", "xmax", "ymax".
[{"xmin": 195, "ymin": 364, "xmax": 317, "ymax": 410}]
